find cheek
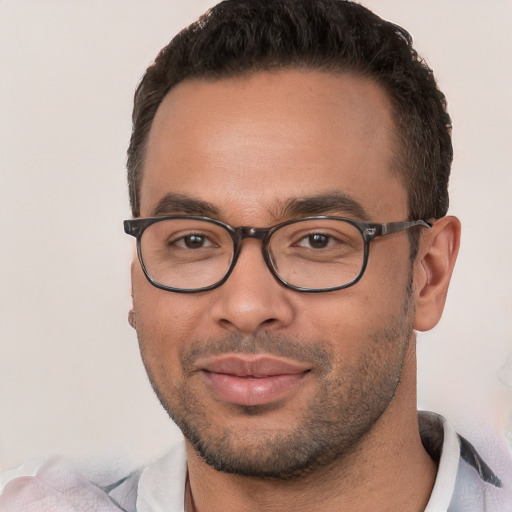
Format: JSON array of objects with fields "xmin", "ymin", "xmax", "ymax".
[
  {"xmin": 131, "ymin": 265, "xmax": 206, "ymax": 366},
  {"xmin": 299, "ymin": 272, "xmax": 410, "ymax": 358}
]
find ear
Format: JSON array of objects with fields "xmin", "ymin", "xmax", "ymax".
[
  {"xmin": 128, "ymin": 258, "xmax": 138, "ymax": 330},
  {"xmin": 128, "ymin": 281, "xmax": 136, "ymax": 329},
  {"xmin": 413, "ymin": 216, "xmax": 461, "ymax": 332},
  {"xmin": 128, "ymin": 308, "xmax": 137, "ymax": 329}
]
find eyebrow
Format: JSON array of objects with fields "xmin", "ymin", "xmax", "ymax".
[
  {"xmin": 151, "ymin": 193, "xmax": 219, "ymax": 217},
  {"xmin": 279, "ymin": 192, "xmax": 370, "ymax": 221},
  {"xmin": 150, "ymin": 191, "xmax": 370, "ymax": 222}
]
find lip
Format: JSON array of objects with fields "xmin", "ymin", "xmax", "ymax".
[{"xmin": 197, "ymin": 355, "xmax": 311, "ymax": 406}]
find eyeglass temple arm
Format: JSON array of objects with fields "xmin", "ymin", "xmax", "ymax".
[{"xmin": 366, "ymin": 219, "xmax": 432, "ymax": 239}]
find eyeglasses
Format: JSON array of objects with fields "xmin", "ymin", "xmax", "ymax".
[{"xmin": 124, "ymin": 215, "xmax": 431, "ymax": 293}]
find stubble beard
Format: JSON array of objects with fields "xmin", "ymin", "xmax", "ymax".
[{"xmin": 140, "ymin": 281, "xmax": 415, "ymax": 480}]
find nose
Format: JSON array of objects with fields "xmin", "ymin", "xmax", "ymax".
[{"xmin": 209, "ymin": 239, "xmax": 295, "ymax": 334}]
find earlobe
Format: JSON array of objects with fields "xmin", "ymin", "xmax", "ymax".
[
  {"xmin": 128, "ymin": 308, "xmax": 137, "ymax": 329},
  {"xmin": 128, "ymin": 287, "xmax": 137, "ymax": 329},
  {"xmin": 413, "ymin": 216, "xmax": 461, "ymax": 332}
]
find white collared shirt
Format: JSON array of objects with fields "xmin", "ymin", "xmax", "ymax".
[{"xmin": 1, "ymin": 413, "xmax": 510, "ymax": 511}]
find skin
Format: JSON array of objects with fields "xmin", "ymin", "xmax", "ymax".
[{"xmin": 130, "ymin": 69, "xmax": 460, "ymax": 511}]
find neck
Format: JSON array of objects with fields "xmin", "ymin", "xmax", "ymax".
[{"xmin": 185, "ymin": 345, "xmax": 437, "ymax": 512}]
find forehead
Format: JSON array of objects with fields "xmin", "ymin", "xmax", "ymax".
[{"xmin": 140, "ymin": 69, "xmax": 407, "ymax": 222}]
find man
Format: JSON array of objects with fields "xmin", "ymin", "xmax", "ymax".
[{"xmin": 1, "ymin": 0, "xmax": 510, "ymax": 510}]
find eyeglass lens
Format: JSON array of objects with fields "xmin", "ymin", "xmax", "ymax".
[{"xmin": 139, "ymin": 218, "xmax": 365, "ymax": 291}]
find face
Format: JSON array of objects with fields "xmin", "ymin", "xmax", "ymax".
[{"xmin": 131, "ymin": 70, "xmax": 417, "ymax": 478}]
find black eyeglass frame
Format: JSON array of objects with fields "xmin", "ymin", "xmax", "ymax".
[{"xmin": 124, "ymin": 215, "xmax": 432, "ymax": 294}]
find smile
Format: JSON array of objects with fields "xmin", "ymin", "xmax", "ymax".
[{"xmin": 197, "ymin": 356, "xmax": 311, "ymax": 406}]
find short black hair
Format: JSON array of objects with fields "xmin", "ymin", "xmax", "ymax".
[{"xmin": 127, "ymin": 0, "xmax": 452, "ymax": 239}]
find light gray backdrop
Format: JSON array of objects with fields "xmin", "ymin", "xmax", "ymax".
[{"xmin": 1, "ymin": 0, "xmax": 511, "ymax": 473}]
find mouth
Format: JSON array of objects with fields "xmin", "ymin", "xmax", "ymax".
[{"xmin": 197, "ymin": 355, "xmax": 311, "ymax": 406}]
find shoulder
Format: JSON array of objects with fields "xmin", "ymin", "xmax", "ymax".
[
  {"xmin": 451, "ymin": 432, "xmax": 512, "ymax": 512},
  {"xmin": 419, "ymin": 411, "xmax": 512, "ymax": 512},
  {"xmin": 0, "ymin": 441, "xmax": 187, "ymax": 512},
  {"xmin": 0, "ymin": 457, "xmax": 126, "ymax": 511}
]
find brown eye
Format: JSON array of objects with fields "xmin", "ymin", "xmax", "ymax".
[
  {"xmin": 183, "ymin": 234, "xmax": 207, "ymax": 249},
  {"xmin": 307, "ymin": 234, "xmax": 330, "ymax": 249}
]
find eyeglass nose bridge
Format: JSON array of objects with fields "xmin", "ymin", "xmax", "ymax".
[
  {"xmin": 226, "ymin": 225, "xmax": 278, "ymax": 283},
  {"xmin": 236, "ymin": 226, "xmax": 272, "ymax": 240}
]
